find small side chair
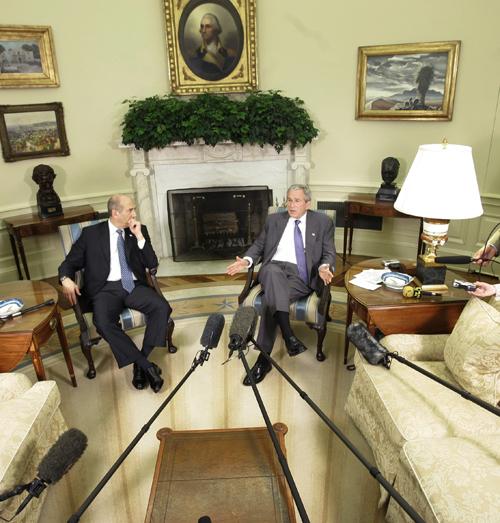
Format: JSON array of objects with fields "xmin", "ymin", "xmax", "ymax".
[
  {"xmin": 238, "ymin": 207, "xmax": 335, "ymax": 361},
  {"xmin": 58, "ymin": 220, "xmax": 176, "ymax": 379}
]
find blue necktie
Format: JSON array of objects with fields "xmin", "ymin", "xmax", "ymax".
[
  {"xmin": 294, "ymin": 220, "xmax": 308, "ymax": 284},
  {"xmin": 116, "ymin": 229, "xmax": 135, "ymax": 293}
]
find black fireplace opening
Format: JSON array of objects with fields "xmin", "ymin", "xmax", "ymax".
[{"xmin": 167, "ymin": 186, "xmax": 272, "ymax": 261}]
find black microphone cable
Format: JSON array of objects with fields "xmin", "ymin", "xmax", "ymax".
[
  {"xmin": 470, "ymin": 222, "xmax": 500, "ymax": 279},
  {"xmin": 67, "ymin": 313, "xmax": 225, "ymax": 523},
  {"xmin": 247, "ymin": 335, "xmax": 426, "ymax": 523}
]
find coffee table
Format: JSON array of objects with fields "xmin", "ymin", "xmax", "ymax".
[
  {"xmin": 145, "ymin": 424, "xmax": 295, "ymax": 522},
  {"xmin": 0, "ymin": 280, "xmax": 77, "ymax": 386},
  {"xmin": 343, "ymin": 258, "xmax": 471, "ymax": 365}
]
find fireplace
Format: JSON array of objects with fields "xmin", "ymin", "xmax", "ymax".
[{"xmin": 167, "ymin": 186, "xmax": 272, "ymax": 261}]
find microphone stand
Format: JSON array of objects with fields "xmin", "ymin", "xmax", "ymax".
[
  {"xmin": 67, "ymin": 346, "xmax": 214, "ymax": 523},
  {"xmin": 250, "ymin": 337, "xmax": 425, "ymax": 523},
  {"xmin": 384, "ymin": 351, "xmax": 500, "ymax": 417},
  {"xmin": 236, "ymin": 345, "xmax": 310, "ymax": 523}
]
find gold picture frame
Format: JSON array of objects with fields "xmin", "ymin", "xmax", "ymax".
[
  {"xmin": 164, "ymin": 0, "xmax": 257, "ymax": 95},
  {"xmin": 355, "ymin": 41, "xmax": 460, "ymax": 121},
  {"xmin": 0, "ymin": 25, "xmax": 59, "ymax": 88},
  {"xmin": 0, "ymin": 102, "xmax": 70, "ymax": 162}
]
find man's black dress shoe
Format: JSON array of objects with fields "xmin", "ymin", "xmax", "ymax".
[
  {"xmin": 145, "ymin": 363, "xmax": 164, "ymax": 393},
  {"xmin": 132, "ymin": 363, "xmax": 148, "ymax": 390},
  {"xmin": 285, "ymin": 336, "xmax": 307, "ymax": 357},
  {"xmin": 243, "ymin": 356, "xmax": 272, "ymax": 386}
]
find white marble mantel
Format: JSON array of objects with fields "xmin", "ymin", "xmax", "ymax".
[{"xmin": 124, "ymin": 142, "xmax": 311, "ymax": 258}]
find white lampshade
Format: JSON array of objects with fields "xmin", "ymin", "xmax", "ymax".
[{"xmin": 394, "ymin": 144, "xmax": 483, "ymax": 219}]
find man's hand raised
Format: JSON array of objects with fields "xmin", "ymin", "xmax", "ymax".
[
  {"xmin": 472, "ymin": 244, "xmax": 497, "ymax": 266},
  {"xmin": 226, "ymin": 256, "xmax": 250, "ymax": 276},
  {"xmin": 61, "ymin": 277, "xmax": 81, "ymax": 306},
  {"xmin": 128, "ymin": 218, "xmax": 144, "ymax": 241}
]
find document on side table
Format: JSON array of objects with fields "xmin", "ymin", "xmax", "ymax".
[{"xmin": 349, "ymin": 269, "xmax": 391, "ymax": 291}]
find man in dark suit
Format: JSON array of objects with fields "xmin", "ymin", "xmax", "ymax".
[
  {"xmin": 58, "ymin": 194, "xmax": 171, "ymax": 393},
  {"xmin": 227, "ymin": 184, "xmax": 335, "ymax": 385}
]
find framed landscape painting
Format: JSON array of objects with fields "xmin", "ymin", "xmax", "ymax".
[
  {"xmin": 0, "ymin": 25, "xmax": 59, "ymax": 88},
  {"xmin": 0, "ymin": 102, "xmax": 70, "ymax": 162},
  {"xmin": 164, "ymin": 0, "xmax": 257, "ymax": 94},
  {"xmin": 355, "ymin": 41, "xmax": 460, "ymax": 121}
]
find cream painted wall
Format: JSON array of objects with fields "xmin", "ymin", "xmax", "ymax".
[{"xmin": 1, "ymin": 0, "xmax": 499, "ymax": 281}]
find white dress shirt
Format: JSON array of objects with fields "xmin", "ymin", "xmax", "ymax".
[
  {"xmin": 107, "ymin": 220, "xmax": 145, "ymax": 281},
  {"xmin": 272, "ymin": 215, "xmax": 307, "ymax": 264}
]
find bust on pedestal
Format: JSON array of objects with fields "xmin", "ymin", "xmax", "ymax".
[
  {"xmin": 32, "ymin": 164, "xmax": 63, "ymax": 219},
  {"xmin": 376, "ymin": 157, "xmax": 400, "ymax": 202}
]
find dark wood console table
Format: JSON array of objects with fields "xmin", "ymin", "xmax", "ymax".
[
  {"xmin": 145, "ymin": 424, "xmax": 296, "ymax": 523},
  {"xmin": 343, "ymin": 193, "xmax": 424, "ymax": 264},
  {"xmin": 4, "ymin": 204, "xmax": 98, "ymax": 280}
]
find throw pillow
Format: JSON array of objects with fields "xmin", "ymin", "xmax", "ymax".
[{"xmin": 444, "ymin": 297, "xmax": 500, "ymax": 407}]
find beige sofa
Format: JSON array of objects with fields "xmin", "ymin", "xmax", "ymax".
[
  {"xmin": 0, "ymin": 373, "xmax": 67, "ymax": 523},
  {"xmin": 345, "ymin": 297, "xmax": 500, "ymax": 523}
]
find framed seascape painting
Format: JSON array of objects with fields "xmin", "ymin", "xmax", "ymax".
[
  {"xmin": 0, "ymin": 102, "xmax": 70, "ymax": 162},
  {"xmin": 355, "ymin": 41, "xmax": 460, "ymax": 121},
  {"xmin": 164, "ymin": 0, "xmax": 257, "ymax": 94},
  {"xmin": 0, "ymin": 25, "xmax": 59, "ymax": 88}
]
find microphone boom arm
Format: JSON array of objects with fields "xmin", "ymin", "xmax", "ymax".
[
  {"xmin": 237, "ymin": 345, "xmax": 311, "ymax": 523},
  {"xmin": 68, "ymin": 339, "xmax": 219, "ymax": 522},
  {"xmin": 250, "ymin": 337, "xmax": 425, "ymax": 523}
]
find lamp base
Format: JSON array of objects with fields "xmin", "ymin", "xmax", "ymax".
[{"xmin": 416, "ymin": 255, "xmax": 446, "ymax": 285}]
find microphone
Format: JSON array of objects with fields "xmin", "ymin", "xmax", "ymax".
[
  {"xmin": 402, "ymin": 286, "xmax": 440, "ymax": 298},
  {"xmin": 9, "ymin": 429, "xmax": 87, "ymax": 516},
  {"xmin": 200, "ymin": 313, "xmax": 225, "ymax": 349},
  {"xmin": 346, "ymin": 323, "xmax": 390, "ymax": 367},
  {"xmin": 228, "ymin": 306, "xmax": 257, "ymax": 355},
  {"xmin": 434, "ymin": 255, "xmax": 474, "ymax": 264},
  {"xmin": 197, "ymin": 313, "xmax": 225, "ymax": 367}
]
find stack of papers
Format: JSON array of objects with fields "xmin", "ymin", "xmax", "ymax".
[{"xmin": 349, "ymin": 269, "xmax": 391, "ymax": 290}]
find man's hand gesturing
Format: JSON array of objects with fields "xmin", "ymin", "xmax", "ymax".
[
  {"xmin": 319, "ymin": 265, "xmax": 333, "ymax": 285},
  {"xmin": 226, "ymin": 256, "xmax": 249, "ymax": 276},
  {"xmin": 128, "ymin": 218, "xmax": 144, "ymax": 241}
]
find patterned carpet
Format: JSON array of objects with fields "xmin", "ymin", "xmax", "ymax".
[{"xmin": 18, "ymin": 279, "xmax": 347, "ymax": 370}]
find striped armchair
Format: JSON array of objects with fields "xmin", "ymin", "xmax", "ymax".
[
  {"xmin": 238, "ymin": 207, "xmax": 335, "ymax": 361},
  {"xmin": 58, "ymin": 220, "xmax": 176, "ymax": 379}
]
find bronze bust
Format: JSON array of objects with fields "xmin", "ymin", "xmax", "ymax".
[
  {"xmin": 376, "ymin": 157, "xmax": 400, "ymax": 202},
  {"xmin": 32, "ymin": 164, "xmax": 63, "ymax": 218}
]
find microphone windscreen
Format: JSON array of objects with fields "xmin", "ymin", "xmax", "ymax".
[
  {"xmin": 434, "ymin": 255, "xmax": 473, "ymax": 264},
  {"xmin": 38, "ymin": 429, "xmax": 87, "ymax": 483},
  {"xmin": 229, "ymin": 306, "xmax": 257, "ymax": 340},
  {"xmin": 200, "ymin": 313, "xmax": 225, "ymax": 349},
  {"xmin": 347, "ymin": 323, "xmax": 389, "ymax": 366}
]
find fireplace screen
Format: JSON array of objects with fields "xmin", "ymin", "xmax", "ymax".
[{"xmin": 167, "ymin": 186, "xmax": 272, "ymax": 261}]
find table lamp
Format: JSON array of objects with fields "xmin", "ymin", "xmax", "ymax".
[{"xmin": 394, "ymin": 142, "xmax": 483, "ymax": 284}]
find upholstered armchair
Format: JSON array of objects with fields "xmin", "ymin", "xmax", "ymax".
[
  {"xmin": 238, "ymin": 207, "xmax": 336, "ymax": 361},
  {"xmin": 58, "ymin": 220, "xmax": 176, "ymax": 379}
]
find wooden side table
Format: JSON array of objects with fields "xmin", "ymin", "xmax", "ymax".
[
  {"xmin": 0, "ymin": 280, "xmax": 77, "ymax": 387},
  {"xmin": 3, "ymin": 204, "xmax": 98, "ymax": 280},
  {"xmin": 343, "ymin": 258, "xmax": 470, "ymax": 365},
  {"xmin": 343, "ymin": 193, "xmax": 423, "ymax": 264},
  {"xmin": 145, "ymin": 424, "xmax": 295, "ymax": 523}
]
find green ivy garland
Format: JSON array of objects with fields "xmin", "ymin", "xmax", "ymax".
[{"xmin": 121, "ymin": 91, "xmax": 319, "ymax": 153}]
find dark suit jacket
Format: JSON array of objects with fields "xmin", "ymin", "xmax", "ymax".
[
  {"xmin": 244, "ymin": 210, "xmax": 336, "ymax": 291},
  {"xmin": 58, "ymin": 221, "xmax": 158, "ymax": 299}
]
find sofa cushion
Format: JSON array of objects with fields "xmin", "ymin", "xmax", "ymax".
[
  {"xmin": 443, "ymin": 297, "xmax": 500, "ymax": 407},
  {"xmin": 387, "ymin": 435, "xmax": 500, "ymax": 523}
]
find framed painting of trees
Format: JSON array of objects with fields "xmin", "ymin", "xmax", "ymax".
[{"xmin": 355, "ymin": 41, "xmax": 460, "ymax": 121}]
